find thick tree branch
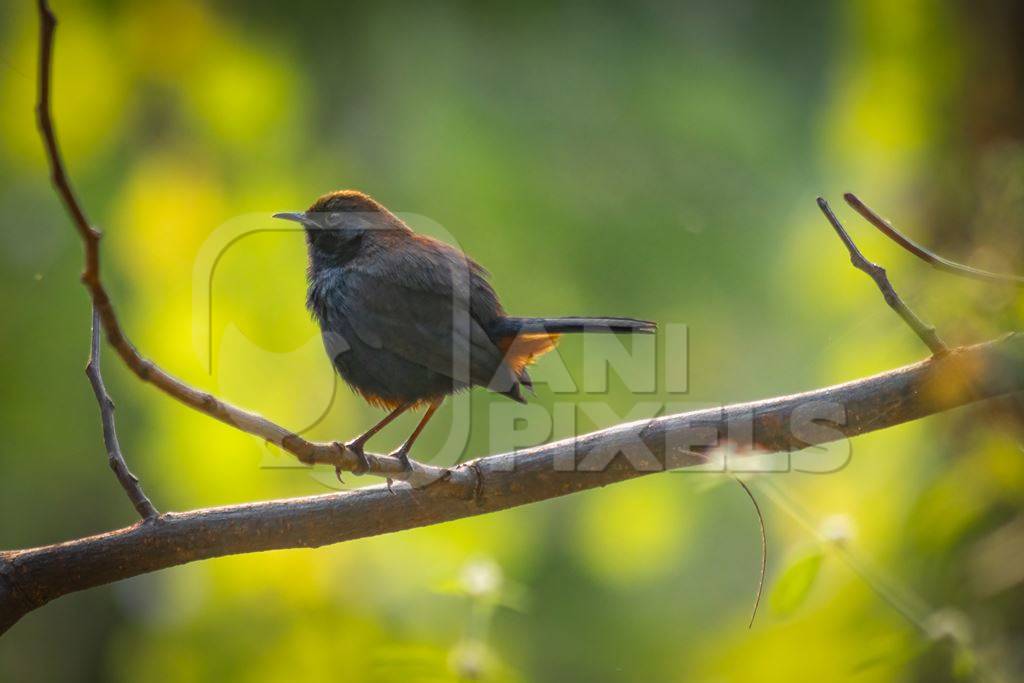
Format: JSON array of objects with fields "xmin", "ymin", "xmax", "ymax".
[
  {"xmin": 86, "ymin": 307, "xmax": 158, "ymax": 520},
  {"xmin": 34, "ymin": 0, "xmax": 446, "ymax": 487},
  {"xmin": 3, "ymin": 334, "xmax": 1023, "ymax": 634},
  {"xmin": 844, "ymin": 193, "xmax": 1024, "ymax": 286},
  {"xmin": 817, "ymin": 197, "xmax": 949, "ymax": 356}
]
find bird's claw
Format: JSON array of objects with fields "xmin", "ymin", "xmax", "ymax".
[
  {"xmin": 388, "ymin": 448, "xmax": 413, "ymax": 472},
  {"xmin": 383, "ymin": 449, "xmax": 412, "ymax": 495},
  {"xmin": 337, "ymin": 440, "xmax": 371, "ymax": 475}
]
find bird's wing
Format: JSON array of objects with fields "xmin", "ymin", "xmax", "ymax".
[{"xmin": 338, "ymin": 242, "xmax": 516, "ymax": 393}]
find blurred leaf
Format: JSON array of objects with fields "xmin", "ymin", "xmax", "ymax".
[{"xmin": 770, "ymin": 549, "xmax": 824, "ymax": 617}]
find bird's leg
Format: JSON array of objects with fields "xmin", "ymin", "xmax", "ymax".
[
  {"xmin": 337, "ymin": 401, "xmax": 413, "ymax": 477},
  {"xmin": 389, "ymin": 399, "xmax": 443, "ymax": 470}
]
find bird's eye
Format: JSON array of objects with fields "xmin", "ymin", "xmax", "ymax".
[{"xmin": 325, "ymin": 212, "xmax": 343, "ymax": 227}]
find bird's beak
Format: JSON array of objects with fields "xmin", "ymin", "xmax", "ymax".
[{"xmin": 273, "ymin": 211, "xmax": 308, "ymax": 224}]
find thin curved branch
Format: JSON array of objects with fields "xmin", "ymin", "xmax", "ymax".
[
  {"xmin": 3, "ymin": 334, "xmax": 1023, "ymax": 635},
  {"xmin": 34, "ymin": 0, "xmax": 449, "ymax": 488},
  {"xmin": 843, "ymin": 193, "xmax": 1024, "ymax": 286},
  {"xmin": 86, "ymin": 307, "xmax": 158, "ymax": 520},
  {"xmin": 734, "ymin": 476, "xmax": 765, "ymax": 629},
  {"xmin": 817, "ymin": 197, "xmax": 949, "ymax": 357}
]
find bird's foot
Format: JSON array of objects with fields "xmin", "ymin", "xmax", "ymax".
[
  {"xmin": 337, "ymin": 439, "xmax": 371, "ymax": 475},
  {"xmin": 382, "ymin": 447, "xmax": 413, "ymax": 494},
  {"xmin": 388, "ymin": 447, "xmax": 413, "ymax": 472}
]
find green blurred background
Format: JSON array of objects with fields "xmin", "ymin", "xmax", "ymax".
[{"xmin": 2, "ymin": 0, "xmax": 1023, "ymax": 681}]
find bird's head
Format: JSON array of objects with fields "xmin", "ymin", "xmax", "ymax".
[{"xmin": 275, "ymin": 190, "xmax": 398, "ymax": 267}]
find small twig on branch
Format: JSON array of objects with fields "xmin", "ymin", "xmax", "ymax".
[
  {"xmin": 842, "ymin": 193, "xmax": 1024, "ymax": 436},
  {"xmin": 844, "ymin": 193, "xmax": 1024, "ymax": 287},
  {"xmin": 34, "ymin": 0, "xmax": 445, "ymax": 487},
  {"xmin": 817, "ymin": 197, "xmax": 949, "ymax": 357},
  {"xmin": 85, "ymin": 307, "xmax": 159, "ymax": 520}
]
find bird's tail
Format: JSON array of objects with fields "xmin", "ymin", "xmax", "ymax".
[
  {"xmin": 491, "ymin": 316, "xmax": 656, "ymax": 337},
  {"xmin": 490, "ymin": 316, "xmax": 656, "ymax": 402}
]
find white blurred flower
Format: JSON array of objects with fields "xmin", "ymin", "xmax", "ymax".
[
  {"xmin": 449, "ymin": 640, "xmax": 490, "ymax": 680},
  {"xmin": 459, "ymin": 558, "xmax": 503, "ymax": 599},
  {"xmin": 925, "ymin": 607, "xmax": 972, "ymax": 644},
  {"xmin": 819, "ymin": 514, "xmax": 856, "ymax": 547}
]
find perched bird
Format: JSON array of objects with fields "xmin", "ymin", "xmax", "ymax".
[{"xmin": 275, "ymin": 190, "xmax": 655, "ymax": 470}]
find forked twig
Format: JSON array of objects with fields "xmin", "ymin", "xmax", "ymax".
[
  {"xmin": 817, "ymin": 198, "xmax": 949, "ymax": 357},
  {"xmin": 844, "ymin": 193, "xmax": 1024, "ymax": 287},
  {"xmin": 34, "ymin": 0, "xmax": 456, "ymax": 490},
  {"xmin": 841, "ymin": 193, "xmax": 1024, "ymax": 435},
  {"xmin": 85, "ymin": 308, "xmax": 158, "ymax": 520}
]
